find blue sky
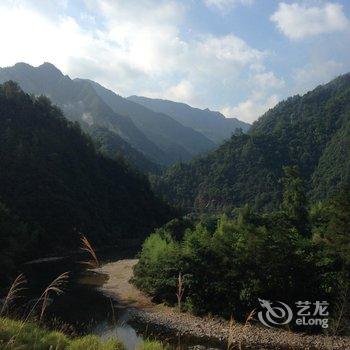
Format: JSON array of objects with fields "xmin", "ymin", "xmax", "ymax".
[{"xmin": 0, "ymin": 0, "xmax": 349, "ymax": 122}]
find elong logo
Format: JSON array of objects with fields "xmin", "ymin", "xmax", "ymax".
[
  {"xmin": 257, "ymin": 299, "xmax": 293, "ymax": 328},
  {"xmin": 257, "ymin": 299, "xmax": 329, "ymax": 329}
]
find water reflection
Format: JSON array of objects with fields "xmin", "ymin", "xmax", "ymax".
[
  {"xmin": 21, "ymin": 250, "xmax": 224, "ymax": 350},
  {"xmin": 96, "ymin": 319, "xmax": 144, "ymax": 350}
]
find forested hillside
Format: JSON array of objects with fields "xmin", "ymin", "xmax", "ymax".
[
  {"xmin": 134, "ymin": 169, "xmax": 350, "ymax": 332},
  {"xmin": 87, "ymin": 125, "xmax": 160, "ymax": 174},
  {"xmin": 155, "ymin": 73, "xmax": 350, "ymax": 212},
  {"xmin": 0, "ymin": 63, "xmax": 218, "ymax": 167},
  {"xmin": 84, "ymin": 79, "xmax": 216, "ymax": 162},
  {"xmin": 0, "ymin": 62, "xmax": 169, "ymax": 165},
  {"xmin": 0, "ymin": 82, "xmax": 172, "ymax": 282}
]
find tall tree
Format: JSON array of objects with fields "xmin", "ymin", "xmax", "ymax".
[{"xmin": 281, "ymin": 166, "xmax": 310, "ymax": 235}]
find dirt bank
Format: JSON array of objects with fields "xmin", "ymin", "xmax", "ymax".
[
  {"xmin": 95, "ymin": 259, "xmax": 350, "ymax": 350},
  {"xmin": 95, "ymin": 259, "xmax": 154, "ymax": 309}
]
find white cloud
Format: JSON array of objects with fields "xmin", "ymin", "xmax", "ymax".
[
  {"xmin": 222, "ymin": 94, "xmax": 279, "ymax": 123},
  {"xmin": 250, "ymin": 71, "xmax": 285, "ymax": 89},
  {"xmin": 142, "ymin": 80, "xmax": 196, "ymax": 104},
  {"xmin": 293, "ymin": 59, "xmax": 344, "ymax": 94},
  {"xmin": 0, "ymin": 0, "xmax": 188, "ymax": 93},
  {"xmin": 219, "ymin": 69, "xmax": 284, "ymax": 122},
  {"xmin": 271, "ymin": 2, "xmax": 349, "ymax": 40},
  {"xmin": 204, "ymin": 0, "xmax": 254, "ymax": 14},
  {"xmin": 0, "ymin": 0, "xmax": 276, "ymax": 123},
  {"xmin": 164, "ymin": 80, "xmax": 195, "ymax": 103}
]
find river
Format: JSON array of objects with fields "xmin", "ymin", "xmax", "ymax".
[
  {"xmin": 19, "ymin": 250, "xmax": 349, "ymax": 350},
  {"xmin": 21, "ymin": 249, "xmax": 221, "ymax": 350}
]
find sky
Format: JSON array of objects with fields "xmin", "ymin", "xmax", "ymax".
[{"xmin": 0, "ymin": 0, "xmax": 349, "ymax": 123}]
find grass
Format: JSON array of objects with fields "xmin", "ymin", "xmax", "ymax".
[
  {"xmin": 0, "ymin": 317, "xmax": 123, "ymax": 350},
  {"xmin": 0, "ymin": 318, "xmax": 169, "ymax": 350},
  {"xmin": 0, "ymin": 237, "xmax": 168, "ymax": 349},
  {"xmin": 137, "ymin": 339, "xmax": 168, "ymax": 350}
]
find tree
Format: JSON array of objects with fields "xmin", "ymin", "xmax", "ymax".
[
  {"xmin": 324, "ymin": 188, "xmax": 350, "ymax": 269},
  {"xmin": 281, "ymin": 166, "xmax": 310, "ymax": 235}
]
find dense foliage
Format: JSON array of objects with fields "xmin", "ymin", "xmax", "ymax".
[
  {"xmin": 0, "ymin": 82, "xmax": 172, "ymax": 283},
  {"xmin": 88, "ymin": 125, "xmax": 160, "ymax": 174},
  {"xmin": 155, "ymin": 73, "xmax": 350, "ymax": 212},
  {"xmin": 134, "ymin": 169, "xmax": 350, "ymax": 332}
]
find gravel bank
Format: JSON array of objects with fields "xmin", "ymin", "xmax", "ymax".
[
  {"xmin": 95, "ymin": 259, "xmax": 350, "ymax": 350},
  {"xmin": 129, "ymin": 308, "xmax": 350, "ymax": 350}
]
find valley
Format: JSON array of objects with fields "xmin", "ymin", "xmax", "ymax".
[{"xmin": 0, "ymin": 62, "xmax": 349, "ymax": 350}]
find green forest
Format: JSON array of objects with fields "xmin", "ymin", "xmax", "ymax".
[
  {"xmin": 155, "ymin": 73, "xmax": 350, "ymax": 212},
  {"xmin": 0, "ymin": 70, "xmax": 349, "ymax": 346},
  {"xmin": 134, "ymin": 166, "xmax": 350, "ymax": 333},
  {"xmin": 0, "ymin": 81, "xmax": 172, "ymax": 284},
  {"xmin": 1, "ymin": 0, "xmax": 350, "ymax": 347},
  {"xmin": 133, "ymin": 73, "xmax": 350, "ymax": 336}
]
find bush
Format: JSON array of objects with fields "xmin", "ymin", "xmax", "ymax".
[{"xmin": 134, "ymin": 189, "xmax": 350, "ymax": 325}]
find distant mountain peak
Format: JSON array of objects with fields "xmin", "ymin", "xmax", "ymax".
[
  {"xmin": 37, "ymin": 62, "xmax": 64, "ymax": 78},
  {"xmin": 5, "ymin": 62, "xmax": 64, "ymax": 81},
  {"xmin": 127, "ymin": 95, "xmax": 250, "ymax": 144},
  {"xmin": 13, "ymin": 62, "xmax": 32, "ymax": 69}
]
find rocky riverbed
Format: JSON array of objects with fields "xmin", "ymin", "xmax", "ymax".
[{"xmin": 95, "ymin": 259, "xmax": 350, "ymax": 350}]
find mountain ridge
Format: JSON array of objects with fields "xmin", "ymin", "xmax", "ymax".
[
  {"xmin": 80, "ymin": 78, "xmax": 216, "ymax": 162},
  {"xmin": 0, "ymin": 62, "xmax": 222, "ymax": 167},
  {"xmin": 154, "ymin": 72, "xmax": 350, "ymax": 212},
  {"xmin": 127, "ymin": 95, "xmax": 250, "ymax": 144},
  {"xmin": 0, "ymin": 81, "xmax": 172, "ymax": 276},
  {"xmin": 0, "ymin": 63, "xmax": 170, "ymax": 165}
]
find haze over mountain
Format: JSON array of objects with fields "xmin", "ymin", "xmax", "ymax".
[
  {"xmin": 81, "ymin": 79, "xmax": 216, "ymax": 161},
  {"xmin": 89, "ymin": 125, "xmax": 161, "ymax": 174},
  {"xmin": 128, "ymin": 96, "xmax": 250, "ymax": 144},
  {"xmin": 155, "ymin": 73, "xmax": 350, "ymax": 212},
  {"xmin": 0, "ymin": 62, "xmax": 169, "ymax": 167},
  {"xmin": 0, "ymin": 62, "xmax": 241, "ymax": 169}
]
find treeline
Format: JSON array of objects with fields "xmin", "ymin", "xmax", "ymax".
[
  {"xmin": 0, "ymin": 82, "xmax": 173, "ymax": 284},
  {"xmin": 134, "ymin": 167, "xmax": 350, "ymax": 334}
]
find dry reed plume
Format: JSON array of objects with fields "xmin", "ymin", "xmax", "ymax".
[
  {"xmin": 80, "ymin": 234, "xmax": 100, "ymax": 268},
  {"xmin": 23, "ymin": 272, "xmax": 69, "ymax": 323},
  {"xmin": 0, "ymin": 274, "xmax": 27, "ymax": 316},
  {"xmin": 329, "ymin": 276, "xmax": 349, "ymax": 335},
  {"xmin": 79, "ymin": 233, "xmax": 117, "ymax": 326},
  {"xmin": 238, "ymin": 309, "xmax": 256, "ymax": 350},
  {"xmin": 227, "ymin": 316, "xmax": 236, "ymax": 350},
  {"xmin": 176, "ymin": 272, "xmax": 185, "ymax": 312}
]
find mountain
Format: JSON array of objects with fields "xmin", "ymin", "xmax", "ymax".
[
  {"xmin": 0, "ymin": 81, "xmax": 172, "ymax": 278},
  {"xmin": 82, "ymin": 79, "xmax": 216, "ymax": 162},
  {"xmin": 88, "ymin": 125, "xmax": 160, "ymax": 174},
  {"xmin": 0, "ymin": 63, "xmax": 217, "ymax": 167},
  {"xmin": 0, "ymin": 62, "xmax": 169, "ymax": 165},
  {"xmin": 127, "ymin": 95, "xmax": 250, "ymax": 144},
  {"xmin": 155, "ymin": 73, "xmax": 350, "ymax": 212}
]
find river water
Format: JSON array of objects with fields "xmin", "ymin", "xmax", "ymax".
[{"xmin": 20, "ymin": 249, "xmax": 223, "ymax": 350}]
